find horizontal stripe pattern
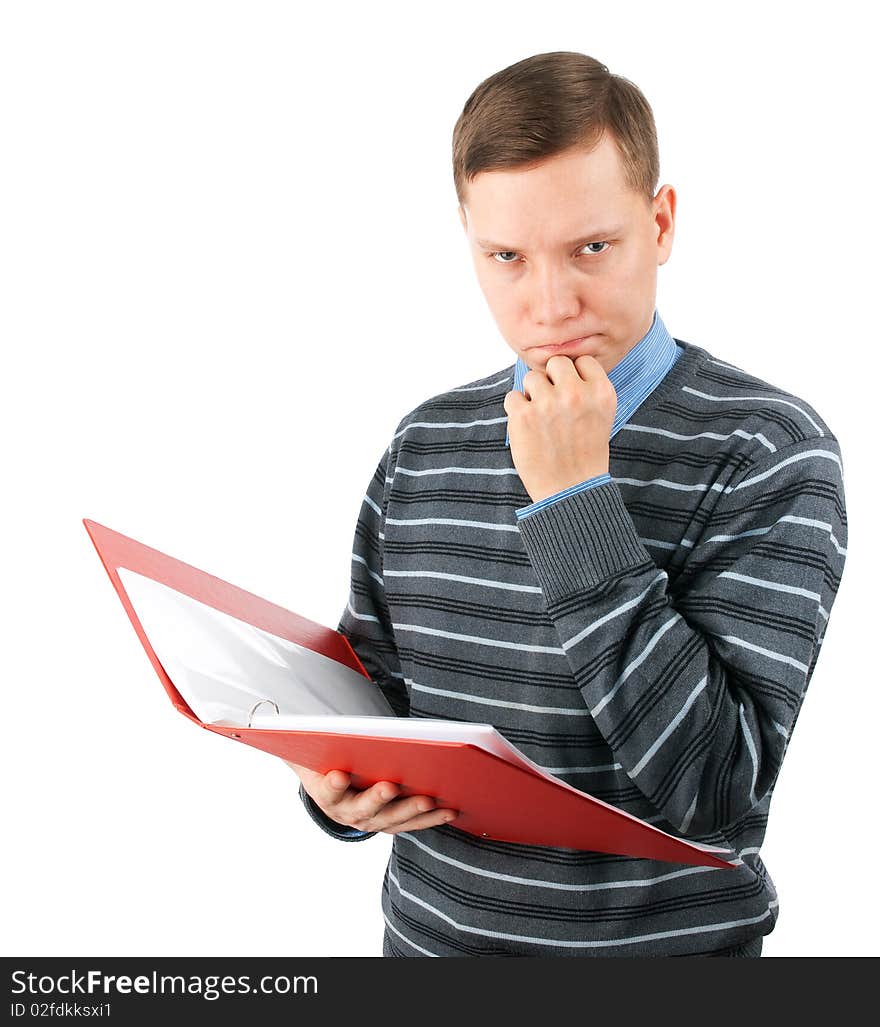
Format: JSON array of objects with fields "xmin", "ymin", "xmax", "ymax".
[{"xmin": 301, "ymin": 331, "xmax": 847, "ymax": 956}]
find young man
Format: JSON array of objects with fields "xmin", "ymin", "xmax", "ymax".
[{"xmin": 289, "ymin": 51, "xmax": 848, "ymax": 957}]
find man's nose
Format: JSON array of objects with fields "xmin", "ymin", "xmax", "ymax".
[{"xmin": 527, "ymin": 263, "xmax": 583, "ymax": 323}]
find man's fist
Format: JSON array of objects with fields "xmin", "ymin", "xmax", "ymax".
[{"xmin": 503, "ymin": 353, "xmax": 616, "ymax": 503}]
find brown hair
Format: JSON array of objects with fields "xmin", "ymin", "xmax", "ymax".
[{"xmin": 452, "ymin": 51, "xmax": 659, "ymax": 208}]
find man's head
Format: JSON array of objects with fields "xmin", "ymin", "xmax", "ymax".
[{"xmin": 453, "ymin": 52, "xmax": 675, "ymax": 374}]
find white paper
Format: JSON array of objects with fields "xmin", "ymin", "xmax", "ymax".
[{"xmin": 117, "ymin": 568, "xmax": 395, "ymax": 725}]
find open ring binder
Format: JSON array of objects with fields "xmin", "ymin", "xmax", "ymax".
[{"xmin": 82, "ymin": 516, "xmax": 738, "ymax": 870}]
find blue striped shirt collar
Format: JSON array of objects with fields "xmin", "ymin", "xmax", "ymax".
[{"xmin": 505, "ymin": 309, "xmax": 680, "ymax": 447}]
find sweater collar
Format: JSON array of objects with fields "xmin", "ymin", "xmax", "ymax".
[{"xmin": 505, "ymin": 309, "xmax": 679, "ymax": 447}]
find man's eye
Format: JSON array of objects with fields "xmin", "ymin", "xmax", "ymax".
[{"xmin": 488, "ymin": 242, "xmax": 609, "ymax": 264}]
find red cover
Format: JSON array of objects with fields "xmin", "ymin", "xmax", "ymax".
[{"xmin": 83, "ymin": 517, "xmax": 737, "ymax": 870}]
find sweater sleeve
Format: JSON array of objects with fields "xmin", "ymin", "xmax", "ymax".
[
  {"xmin": 297, "ymin": 436, "xmax": 408, "ymax": 841},
  {"xmin": 514, "ymin": 436, "xmax": 848, "ymax": 838}
]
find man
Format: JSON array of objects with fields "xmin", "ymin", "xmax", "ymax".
[{"xmin": 288, "ymin": 51, "xmax": 848, "ymax": 957}]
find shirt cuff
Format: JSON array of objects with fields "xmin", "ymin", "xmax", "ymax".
[{"xmin": 515, "ymin": 472, "xmax": 612, "ymax": 520}]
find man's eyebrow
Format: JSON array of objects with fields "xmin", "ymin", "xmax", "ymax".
[{"xmin": 474, "ymin": 227, "xmax": 624, "ymax": 251}]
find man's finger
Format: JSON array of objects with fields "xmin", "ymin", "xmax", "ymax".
[
  {"xmin": 324, "ymin": 770, "xmax": 352, "ymax": 794},
  {"xmin": 384, "ymin": 809, "xmax": 460, "ymax": 835},
  {"xmin": 504, "ymin": 389, "xmax": 527, "ymax": 413},
  {"xmin": 521, "ymin": 368, "xmax": 551, "ymax": 400},
  {"xmin": 572, "ymin": 353, "xmax": 603, "ymax": 380},
  {"xmin": 350, "ymin": 790, "xmax": 433, "ymax": 831},
  {"xmin": 544, "ymin": 353, "xmax": 581, "ymax": 382},
  {"xmin": 352, "ymin": 783, "xmax": 410, "ymax": 824}
]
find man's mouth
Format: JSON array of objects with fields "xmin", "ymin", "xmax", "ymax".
[{"xmin": 529, "ymin": 334, "xmax": 596, "ymax": 352}]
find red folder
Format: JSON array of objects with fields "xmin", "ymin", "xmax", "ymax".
[{"xmin": 83, "ymin": 517, "xmax": 737, "ymax": 870}]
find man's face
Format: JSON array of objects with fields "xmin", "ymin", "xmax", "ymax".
[{"xmin": 458, "ymin": 133, "xmax": 676, "ymax": 374}]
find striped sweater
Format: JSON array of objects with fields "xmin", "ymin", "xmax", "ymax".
[{"xmin": 299, "ymin": 329, "xmax": 848, "ymax": 956}]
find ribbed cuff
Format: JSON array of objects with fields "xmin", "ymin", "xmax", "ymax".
[
  {"xmin": 515, "ymin": 481, "xmax": 652, "ymax": 603},
  {"xmin": 298, "ymin": 782, "xmax": 376, "ymax": 842}
]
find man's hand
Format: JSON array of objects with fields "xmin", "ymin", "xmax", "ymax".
[
  {"xmin": 287, "ymin": 761, "xmax": 459, "ymax": 835},
  {"xmin": 503, "ymin": 354, "xmax": 616, "ymax": 503}
]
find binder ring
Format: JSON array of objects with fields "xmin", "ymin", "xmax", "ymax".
[{"xmin": 248, "ymin": 698, "xmax": 280, "ymax": 728}]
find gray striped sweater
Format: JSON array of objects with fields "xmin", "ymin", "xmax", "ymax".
[{"xmin": 299, "ymin": 335, "xmax": 848, "ymax": 956}]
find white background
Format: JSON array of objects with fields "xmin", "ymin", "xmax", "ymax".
[{"xmin": 2, "ymin": 1, "xmax": 875, "ymax": 957}]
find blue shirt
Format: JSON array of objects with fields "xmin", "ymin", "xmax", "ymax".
[{"xmin": 509, "ymin": 308, "xmax": 683, "ymax": 519}]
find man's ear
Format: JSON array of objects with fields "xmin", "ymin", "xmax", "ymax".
[
  {"xmin": 653, "ymin": 184, "xmax": 676, "ymax": 264},
  {"xmin": 458, "ymin": 204, "xmax": 468, "ymax": 234}
]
